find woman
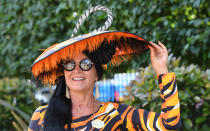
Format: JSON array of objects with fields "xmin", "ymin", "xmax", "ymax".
[{"xmin": 28, "ymin": 6, "xmax": 181, "ymax": 131}]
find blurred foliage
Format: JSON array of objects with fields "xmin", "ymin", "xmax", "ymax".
[
  {"xmin": 125, "ymin": 54, "xmax": 210, "ymax": 131},
  {"xmin": 0, "ymin": 0, "xmax": 209, "ymax": 79},
  {"xmin": 0, "ymin": 78, "xmax": 40, "ymax": 130},
  {"xmin": 11, "ymin": 110, "xmax": 28, "ymax": 131}
]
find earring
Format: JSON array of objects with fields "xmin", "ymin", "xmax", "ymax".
[
  {"xmin": 66, "ymin": 85, "xmax": 70, "ymax": 99},
  {"xmin": 95, "ymin": 85, "xmax": 100, "ymax": 99}
]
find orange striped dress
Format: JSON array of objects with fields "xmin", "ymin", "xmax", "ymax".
[{"xmin": 28, "ymin": 73, "xmax": 181, "ymax": 131}]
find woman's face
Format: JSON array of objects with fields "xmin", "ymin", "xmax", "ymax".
[{"xmin": 64, "ymin": 53, "xmax": 98, "ymax": 92}]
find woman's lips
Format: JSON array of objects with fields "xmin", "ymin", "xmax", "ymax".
[{"xmin": 72, "ymin": 77, "xmax": 85, "ymax": 81}]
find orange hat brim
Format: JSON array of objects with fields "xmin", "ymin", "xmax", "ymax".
[{"xmin": 31, "ymin": 31, "xmax": 151, "ymax": 84}]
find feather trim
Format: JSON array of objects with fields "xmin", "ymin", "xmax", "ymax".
[{"xmin": 31, "ymin": 32, "xmax": 149, "ymax": 84}]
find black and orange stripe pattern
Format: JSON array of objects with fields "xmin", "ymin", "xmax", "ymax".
[{"xmin": 28, "ymin": 73, "xmax": 181, "ymax": 131}]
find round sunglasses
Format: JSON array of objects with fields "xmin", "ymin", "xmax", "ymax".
[{"xmin": 62, "ymin": 58, "xmax": 94, "ymax": 71}]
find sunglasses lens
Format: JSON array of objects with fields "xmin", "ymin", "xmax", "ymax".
[
  {"xmin": 80, "ymin": 59, "xmax": 93, "ymax": 71},
  {"xmin": 64, "ymin": 61, "xmax": 75, "ymax": 71}
]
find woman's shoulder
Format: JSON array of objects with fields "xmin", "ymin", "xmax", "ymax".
[
  {"xmin": 30, "ymin": 105, "xmax": 48, "ymax": 122},
  {"xmin": 28, "ymin": 105, "xmax": 48, "ymax": 131},
  {"xmin": 33, "ymin": 105, "xmax": 48, "ymax": 116},
  {"xmin": 35, "ymin": 105, "xmax": 48, "ymax": 112}
]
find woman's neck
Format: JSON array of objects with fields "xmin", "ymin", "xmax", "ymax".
[{"xmin": 70, "ymin": 91, "xmax": 101, "ymax": 117}]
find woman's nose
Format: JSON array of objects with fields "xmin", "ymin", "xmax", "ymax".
[{"xmin": 73, "ymin": 64, "xmax": 83, "ymax": 73}]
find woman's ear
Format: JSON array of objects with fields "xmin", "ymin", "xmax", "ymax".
[{"xmin": 95, "ymin": 76, "xmax": 99, "ymax": 82}]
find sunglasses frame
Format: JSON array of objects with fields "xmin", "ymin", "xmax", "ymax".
[{"xmin": 62, "ymin": 58, "xmax": 94, "ymax": 71}]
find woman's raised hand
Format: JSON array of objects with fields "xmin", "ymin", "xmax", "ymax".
[{"xmin": 149, "ymin": 41, "xmax": 168, "ymax": 75}]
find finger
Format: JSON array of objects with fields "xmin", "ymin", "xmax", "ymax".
[
  {"xmin": 150, "ymin": 41, "xmax": 162, "ymax": 53},
  {"xmin": 149, "ymin": 42, "xmax": 157, "ymax": 51},
  {"xmin": 158, "ymin": 41, "xmax": 168, "ymax": 54},
  {"xmin": 149, "ymin": 42, "xmax": 154, "ymax": 56}
]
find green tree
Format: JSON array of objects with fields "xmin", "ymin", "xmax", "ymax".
[{"xmin": 0, "ymin": 0, "xmax": 209, "ymax": 79}]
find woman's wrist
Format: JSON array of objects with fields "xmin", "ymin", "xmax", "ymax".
[{"xmin": 155, "ymin": 68, "xmax": 168, "ymax": 77}]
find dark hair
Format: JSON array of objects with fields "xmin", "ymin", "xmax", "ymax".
[
  {"xmin": 84, "ymin": 38, "xmax": 116, "ymax": 80},
  {"xmin": 43, "ymin": 76, "xmax": 71, "ymax": 131},
  {"xmin": 43, "ymin": 40, "xmax": 116, "ymax": 130}
]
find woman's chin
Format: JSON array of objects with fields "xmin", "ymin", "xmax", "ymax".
[
  {"xmin": 68, "ymin": 81, "xmax": 94, "ymax": 91},
  {"xmin": 69, "ymin": 86, "xmax": 90, "ymax": 92}
]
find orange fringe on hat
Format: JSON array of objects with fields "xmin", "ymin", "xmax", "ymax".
[{"xmin": 31, "ymin": 32, "xmax": 149, "ymax": 84}]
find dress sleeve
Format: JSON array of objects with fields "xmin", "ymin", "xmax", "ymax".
[
  {"xmin": 28, "ymin": 106, "xmax": 47, "ymax": 131},
  {"xmin": 120, "ymin": 73, "xmax": 181, "ymax": 130}
]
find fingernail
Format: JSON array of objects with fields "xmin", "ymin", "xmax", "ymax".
[{"xmin": 149, "ymin": 42, "xmax": 154, "ymax": 45}]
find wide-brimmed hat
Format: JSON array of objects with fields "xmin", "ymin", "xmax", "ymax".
[{"xmin": 31, "ymin": 5, "xmax": 151, "ymax": 84}]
